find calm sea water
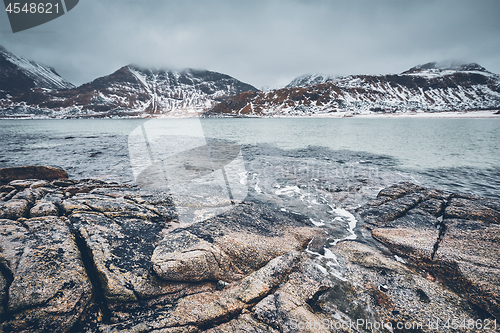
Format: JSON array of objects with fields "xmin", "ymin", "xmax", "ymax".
[{"xmin": 1, "ymin": 118, "xmax": 499, "ymax": 202}]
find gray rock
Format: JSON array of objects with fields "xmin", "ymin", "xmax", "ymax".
[
  {"xmin": 253, "ymin": 260, "xmax": 334, "ymax": 333},
  {"xmin": 358, "ymin": 182, "xmax": 500, "ymax": 321},
  {"xmin": 318, "ymin": 241, "xmax": 489, "ymax": 332},
  {"xmin": 0, "ymin": 272, "xmax": 7, "ymax": 317},
  {"xmin": 68, "ymin": 212, "xmax": 169, "ymax": 302},
  {"xmin": 204, "ymin": 313, "xmax": 278, "ymax": 333},
  {"xmin": 70, "ymin": 193, "xmax": 160, "ymax": 220},
  {"xmin": 30, "ymin": 199, "xmax": 59, "ymax": 217},
  {"xmin": 95, "ymin": 252, "xmax": 300, "ymax": 333},
  {"xmin": 0, "ymin": 216, "xmax": 91, "ymax": 332},
  {"xmin": 0, "ymin": 199, "xmax": 29, "ymax": 220},
  {"xmin": 372, "ymin": 209, "xmax": 440, "ymax": 261},
  {"xmin": 435, "ymin": 219, "xmax": 500, "ymax": 319}
]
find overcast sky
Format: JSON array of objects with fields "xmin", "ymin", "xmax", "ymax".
[{"xmin": 1, "ymin": 0, "xmax": 499, "ymax": 89}]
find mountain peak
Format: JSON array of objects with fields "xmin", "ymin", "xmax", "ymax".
[
  {"xmin": 286, "ymin": 74, "xmax": 334, "ymax": 88},
  {"xmin": 402, "ymin": 62, "xmax": 488, "ymax": 75},
  {"xmin": 0, "ymin": 46, "xmax": 74, "ymax": 92}
]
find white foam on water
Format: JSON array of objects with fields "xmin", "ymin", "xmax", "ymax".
[
  {"xmin": 275, "ymin": 185, "xmax": 301, "ymax": 196},
  {"xmin": 253, "ymin": 176, "xmax": 263, "ymax": 193},
  {"xmin": 239, "ymin": 171, "xmax": 248, "ymax": 185},
  {"xmin": 330, "ymin": 207, "xmax": 358, "ymax": 245},
  {"xmin": 310, "ymin": 218, "xmax": 325, "ymax": 227}
]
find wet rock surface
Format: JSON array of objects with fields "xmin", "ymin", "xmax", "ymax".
[{"xmin": 0, "ymin": 175, "xmax": 499, "ymax": 332}]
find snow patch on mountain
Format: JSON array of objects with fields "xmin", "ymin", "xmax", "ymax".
[
  {"xmin": 0, "ymin": 47, "xmax": 74, "ymax": 90},
  {"xmin": 286, "ymin": 74, "xmax": 334, "ymax": 88}
]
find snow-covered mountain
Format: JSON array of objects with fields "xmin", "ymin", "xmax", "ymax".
[
  {"xmin": 39, "ymin": 65, "xmax": 257, "ymax": 117},
  {"xmin": 0, "ymin": 46, "xmax": 74, "ymax": 96},
  {"xmin": 0, "ymin": 48, "xmax": 257, "ymax": 118},
  {"xmin": 204, "ymin": 63, "xmax": 500, "ymax": 117},
  {"xmin": 286, "ymin": 74, "xmax": 334, "ymax": 88},
  {"xmin": 2, "ymin": 46, "xmax": 499, "ymax": 119}
]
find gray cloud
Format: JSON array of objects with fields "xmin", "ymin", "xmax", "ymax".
[{"xmin": 1, "ymin": 0, "xmax": 498, "ymax": 89}]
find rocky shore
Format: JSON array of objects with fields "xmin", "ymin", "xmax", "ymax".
[{"xmin": 0, "ymin": 166, "xmax": 499, "ymax": 332}]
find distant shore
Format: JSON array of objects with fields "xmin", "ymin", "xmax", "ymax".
[
  {"xmin": 306, "ymin": 110, "xmax": 500, "ymax": 119},
  {"xmin": 1, "ymin": 109, "xmax": 499, "ymax": 120},
  {"xmin": 205, "ymin": 109, "xmax": 500, "ymax": 119}
]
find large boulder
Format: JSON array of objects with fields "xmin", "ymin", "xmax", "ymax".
[
  {"xmin": 0, "ymin": 166, "xmax": 68, "ymax": 184},
  {"xmin": 152, "ymin": 203, "xmax": 320, "ymax": 283}
]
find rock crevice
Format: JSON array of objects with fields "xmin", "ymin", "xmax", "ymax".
[
  {"xmin": 71, "ymin": 227, "xmax": 112, "ymax": 325},
  {"xmin": 358, "ymin": 182, "xmax": 500, "ymax": 320}
]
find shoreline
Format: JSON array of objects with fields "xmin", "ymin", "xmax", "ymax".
[
  {"xmin": 249, "ymin": 109, "xmax": 500, "ymax": 119},
  {"xmin": 1, "ymin": 109, "xmax": 499, "ymax": 120},
  {"xmin": 307, "ymin": 110, "xmax": 500, "ymax": 119}
]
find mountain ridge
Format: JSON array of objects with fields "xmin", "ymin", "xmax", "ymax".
[
  {"xmin": 1, "ymin": 46, "xmax": 499, "ymax": 118},
  {"xmin": 0, "ymin": 46, "xmax": 74, "ymax": 97},
  {"xmin": 204, "ymin": 62, "xmax": 500, "ymax": 117},
  {"xmin": 0, "ymin": 47, "xmax": 257, "ymax": 118}
]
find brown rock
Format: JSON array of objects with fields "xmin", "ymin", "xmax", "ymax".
[
  {"xmin": 152, "ymin": 230, "xmax": 243, "ymax": 282},
  {"xmin": 377, "ymin": 182, "xmax": 424, "ymax": 199},
  {"xmin": 0, "ymin": 199, "xmax": 29, "ymax": 220},
  {"xmin": 0, "ymin": 185, "xmax": 16, "ymax": 193},
  {"xmin": 0, "ymin": 166, "xmax": 68, "ymax": 185},
  {"xmin": 70, "ymin": 193, "xmax": 160, "ymax": 220},
  {"xmin": 253, "ymin": 259, "xmax": 334, "ymax": 333},
  {"xmin": 3, "ymin": 175, "xmax": 499, "ymax": 332},
  {"xmin": 445, "ymin": 197, "xmax": 500, "ymax": 224},
  {"xmin": 0, "ymin": 272, "xmax": 7, "ymax": 317},
  {"xmin": 372, "ymin": 210, "xmax": 440, "ymax": 261},
  {"xmin": 435, "ymin": 219, "xmax": 500, "ymax": 319},
  {"xmin": 318, "ymin": 241, "xmax": 490, "ymax": 332},
  {"xmin": 96, "ymin": 252, "xmax": 299, "ymax": 333},
  {"xmin": 30, "ymin": 199, "xmax": 59, "ymax": 217},
  {"xmin": 152, "ymin": 203, "xmax": 320, "ymax": 283}
]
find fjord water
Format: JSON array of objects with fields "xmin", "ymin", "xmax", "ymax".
[
  {"xmin": 201, "ymin": 118, "xmax": 500, "ymax": 199},
  {"xmin": 1, "ymin": 118, "xmax": 499, "ymax": 201}
]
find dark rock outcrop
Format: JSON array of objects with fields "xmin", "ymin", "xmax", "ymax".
[{"xmin": 0, "ymin": 166, "xmax": 68, "ymax": 185}]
